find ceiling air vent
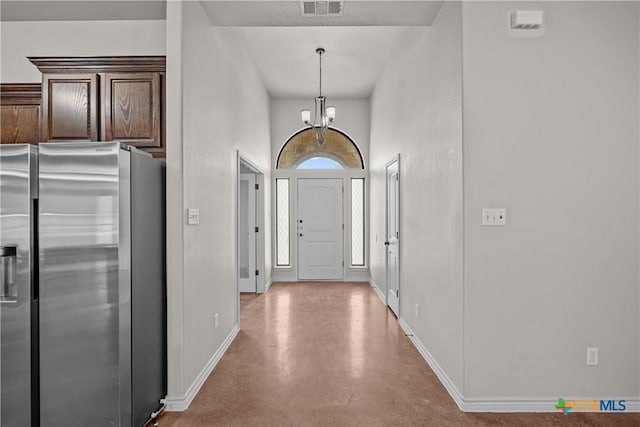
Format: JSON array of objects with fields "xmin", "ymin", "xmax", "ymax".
[{"xmin": 301, "ymin": 1, "xmax": 343, "ymax": 17}]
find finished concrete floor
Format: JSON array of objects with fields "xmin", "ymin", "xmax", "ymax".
[{"xmin": 159, "ymin": 282, "xmax": 639, "ymax": 426}]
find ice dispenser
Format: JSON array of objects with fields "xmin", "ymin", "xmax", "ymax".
[{"xmin": 0, "ymin": 244, "xmax": 17, "ymax": 302}]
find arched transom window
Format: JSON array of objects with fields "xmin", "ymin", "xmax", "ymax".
[{"xmin": 277, "ymin": 128, "xmax": 364, "ymax": 169}]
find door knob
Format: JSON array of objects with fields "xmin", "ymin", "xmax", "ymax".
[
  {"xmin": 384, "ymin": 241, "xmax": 390, "ymax": 246},
  {"xmin": 299, "ymin": 233, "xmax": 303, "ymax": 237},
  {"xmin": 299, "ymin": 219, "xmax": 303, "ymax": 223}
]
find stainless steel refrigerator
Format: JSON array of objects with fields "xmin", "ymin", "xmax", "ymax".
[
  {"xmin": 0, "ymin": 144, "xmax": 37, "ymax": 427},
  {"xmin": 0, "ymin": 142, "xmax": 166, "ymax": 427}
]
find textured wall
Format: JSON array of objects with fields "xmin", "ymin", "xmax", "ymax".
[
  {"xmin": 462, "ymin": 1, "xmax": 639, "ymax": 398},
  {"xmin": 369, "ymin": 1, "xmax": 464, "ymax": 390},
  {"xmin": 165, "ymin": 1, "xmax": 271, "ymax": 400}
]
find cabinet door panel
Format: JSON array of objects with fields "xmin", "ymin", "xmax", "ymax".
[
  {"xmin": 0, "ymin": 83, "xmax": 42, "ymax": 145},
  {"xmin": 42, "ymin": 75, "xmax": 98, "ymax": 141},
  {"xmin": 1, "ymin": 105, "xmax": 40, "ymax": 144},
  {"xmin": 104, "ymin": 73, "xmax": 161, "ymax": 151}
]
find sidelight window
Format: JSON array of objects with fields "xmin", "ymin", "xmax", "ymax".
[
  {"xmin": 351, "ymin": 178, "xmax": 365, "ymax": 266},
  {"xmin": 275, "ymin": 178, "xmax": 290, "ymax": 266}
]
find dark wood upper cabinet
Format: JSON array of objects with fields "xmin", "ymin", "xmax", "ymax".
[
  {"xmin": 103, "ymin": 72, "xmax": 161, "ymax": 154},
  {"xmin": 29, "ymin": 56, "xmax": 166, "ymax": 158},
  {"xmin": 0, "ymin": 83, "xmax": 42, "ymax": 144},
  {"xmin": 42, "ymin": 74, "xmax": 99, "ymax": 142}
]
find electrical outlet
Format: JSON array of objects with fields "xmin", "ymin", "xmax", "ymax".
[
  {"xmin": 214, "ymin": 313, "xmax": 219, "ymax": 329},
  {"xmin": 587, "ymin": 347, "xmax": 599, "ymax": 366},
  {"xmin": 415, "ymin": 304, "xmax": 420, "ymax": 318}
]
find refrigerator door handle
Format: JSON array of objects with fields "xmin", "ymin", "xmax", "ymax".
[
  {"xmin": 32, "ymin": 198, "xmax": 39, "ymax": 301},
  {"xmin": 0, "ymin": 244, "xmax": 18, "ymax": 303}
]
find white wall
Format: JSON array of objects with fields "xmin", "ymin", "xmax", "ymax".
[
  {"xmin": 462, "ymin": 1, "xmax": 639, "ymax": 399},
  {"xmin": 370, "ymin": 0, "xmax": 639, "ymax": 405},
  {"xmin": 270, "ymin": 98, "xmax": 370, "ymax": 168},
  {"xmin": 369, "ymin": 0, "xmax": 464, "ymax": 391},
  {"xmin": 0, "ymin": 20, "xmax": 166, "ymax": 82},
  {"xmin": 165, "ymin": 1, "xmax": 271, "ymax": 403},
  {"xmin": 165, "ymin": 0, "xmax": 185, "ymax": 399}
]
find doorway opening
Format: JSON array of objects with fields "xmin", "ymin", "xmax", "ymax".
[
  {"xmin": 385, "ymin": 155, "xmax": 400, "ymax": 317},
  {"xmin": 273, "ymin": 126, "xmax": 368, "ymax": 282},
  {"xmin": 237, "ymin": 152, "xmax": 266, "ymax": 294}
]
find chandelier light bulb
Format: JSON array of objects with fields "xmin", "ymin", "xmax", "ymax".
[
  {"xmin": 326, "ymin": 106, "xmax": 336, "ymax": 121},
  {"xmin": 301, "ymin": 110, "xmax": 311, "ymax": 124}
]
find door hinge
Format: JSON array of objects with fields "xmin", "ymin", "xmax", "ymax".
[
  {"xmin": 396, "ymin": 175, "xmax": 399, "ymax": 182},
  {"xmin": 396, "ymin": 231, "xmax": 399, "ymax": 239},
  {"xmin": 342, "ymin": 224, "xmax": 344, "ymax": 230},
  {"xmin": 342, "ymin": 261, "xmax": 344, "ymax": 267},
  {"xmin": 255, "ymin": 184, "xmax": 259, "ymax": 190},
  {"xmin": 255, "ymin": 226, "xmax": 259, "ymax": 233},
  {"xmin": 255, "ymin": 269, "xmax": 259, "ymax": 276}
]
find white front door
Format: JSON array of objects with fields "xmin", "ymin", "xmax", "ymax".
[
  {"xmin": 386, "ymin": 158, "xmax": 400, "ymax": 316},
  {"xmin": 239, "ymin": 173, "xmax": 256, "ymax": 292},
  {"xmin": 298, "ymin": 178, "xmax": 343, "ymax": 280}
]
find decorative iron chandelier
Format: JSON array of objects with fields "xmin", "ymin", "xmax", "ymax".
[{"xmin": 301, "ymin": 48, "xmax": 335, "ymax": 145}]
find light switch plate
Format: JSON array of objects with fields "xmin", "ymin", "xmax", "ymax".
[
  {"xmin": 187, "ymin": 208, "xmax": 200, "ymax": 225},
  {"xmin": 482, "ymin": 208, "xmax": 507, "ymax": 226}
]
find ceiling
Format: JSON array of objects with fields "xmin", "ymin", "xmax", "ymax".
[
  {"xmin": 1, "ymin": 0, "xmax": 443, "ymax": 24},
  {"xmin": 200, "ymin": 1, "xmax": 443, "ymax": 27},
  {"xmin": 1, "ymin": 0, "xmax": 443, "ymax": 98},
  {"xmin": 0, "ymin": 1, "xmax": 167, "ymax": 21},
  {"xmin": 241, "ymin": 27, "xmax": 403, "ymax": 98},
  {"xmin": 215, "ymin": 1, "xmax": 443, "ymax": 98}
]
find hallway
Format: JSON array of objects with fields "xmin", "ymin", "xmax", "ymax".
[{"xmin": 159, "ymin": 283, "xmax": 639, "ymax": 426}]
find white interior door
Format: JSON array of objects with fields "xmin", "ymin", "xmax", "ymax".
[
  {"xmin": 386, "ymin": 158, "xmax": 400, "ymax": 316},
  {"xmin": 239, "ymin": 173, "xmax": 256, "ymax": 292},
  {"xmin": 298, "ymin": 178, "xmax": 343, "ymax": 280}
]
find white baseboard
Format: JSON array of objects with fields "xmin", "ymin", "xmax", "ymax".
[
  {"xmin": 398, "ymin": 317, "xmax": 466, "ymax": 411},
  {"xmin": 164, "ymin": 324, "xmax": 240, "ymax": 412},
  {"xmin": 397, "ymin": 318, "xmax": 640, "ymax": 413},
  {"xmin": 369, "ymin": 278, "xmax": 386, "ymax": 306},
  {"xmin": 270, "ymin": 271, "xmax": 297, "ymax": 282},
  {"xmin": 345, "ymin": 270, "xmax": 371, "ymax": 282},
  {"xmin": 264, "ymin": 279, "xmax": 273, "ymax": 293},
  {"xmin": 272, "ymin": 272, "xmax": 371, "ymax": 283}
]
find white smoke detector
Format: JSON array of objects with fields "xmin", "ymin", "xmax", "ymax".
[{"xmin": 301, "ymin": 1, "xmax": 344, "ymax": 16}]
